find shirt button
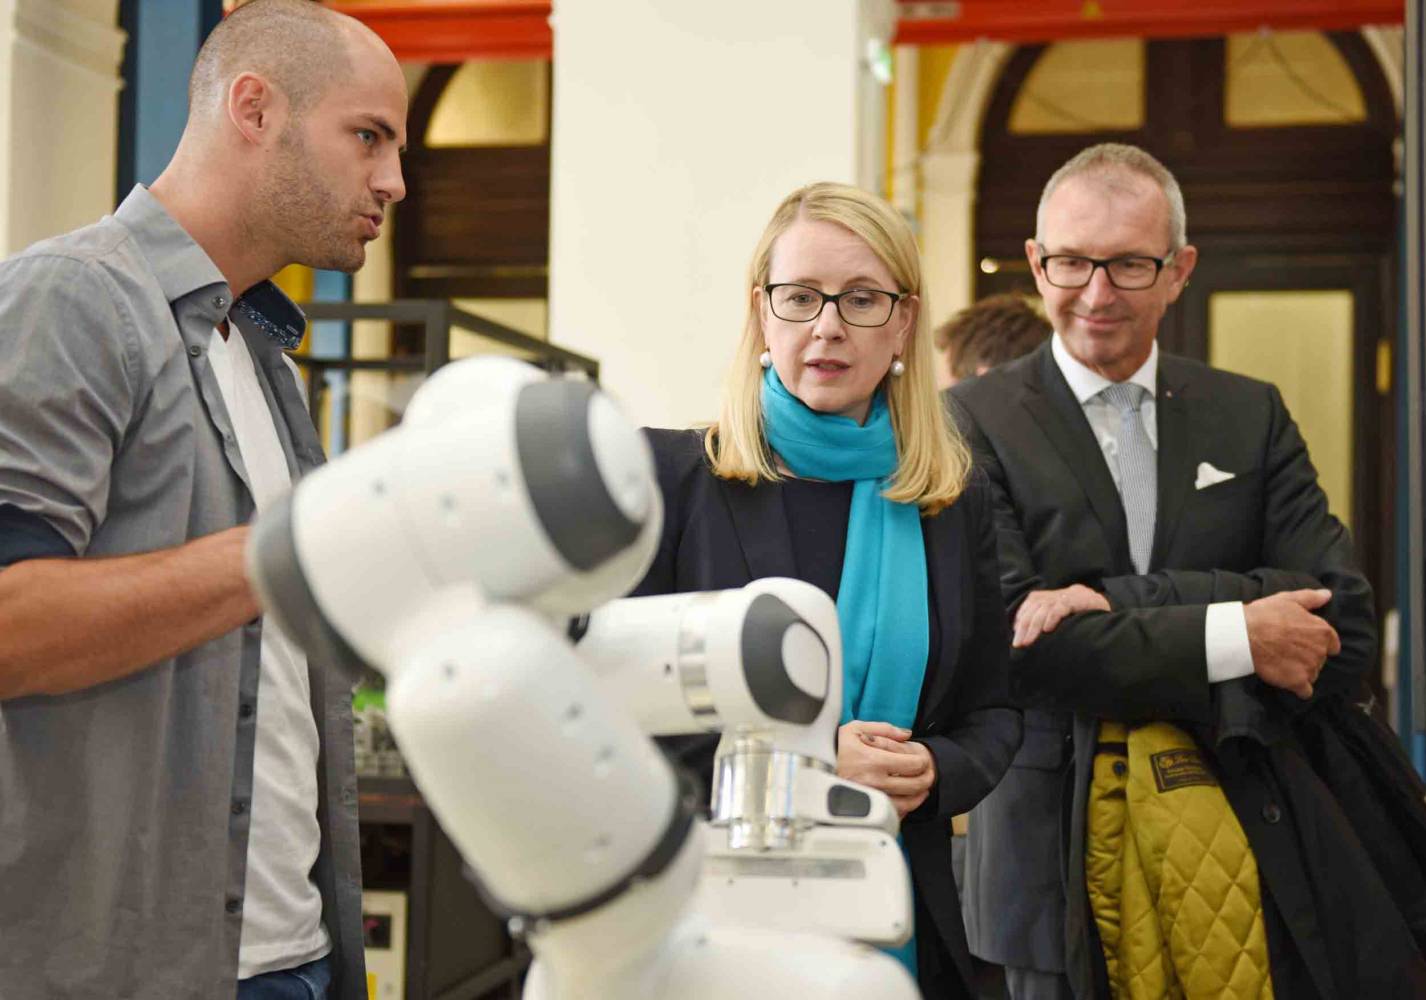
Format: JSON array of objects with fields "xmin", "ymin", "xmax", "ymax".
[
  {"xmin": 1112, "ymin": 760, "xmax": 1127, "ymax": 778},
  {"xmin": 213, "ymin": 296, "xmax": 227, "ymax": 309},
  {"xmin": 231, "ymin": 799, "xmax": 247, "ymax": 815},
  {"xmin": 188, "ymin": 344, "xmax": 202, "ymax": 357},
  {"xmin": 225, "ymin": 897, "xmax": 242, "ymax": 914},
  {"xmin": 1262, "ymin": 802, "xmax": 1282, "ymax": 824},
  {"xmin": 238, "ymin": 701, "xmax": 255, "ymax": 719}
]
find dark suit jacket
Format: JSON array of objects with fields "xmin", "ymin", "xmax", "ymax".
[
  {"xmin": 632, "ymin": 428, "xmax": 1022, "ymax": 999},
  {"xmin": 948, "ymin": 342, "xmax": 1426, "ymax": 998}
]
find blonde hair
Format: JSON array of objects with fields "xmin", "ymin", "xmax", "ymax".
[{"xmin": 705, "ymin": 182, "xmax": 971, "ymax": 514}]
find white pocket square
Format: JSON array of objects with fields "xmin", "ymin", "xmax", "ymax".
[{"xmin": 1195, "ymin": 462, "xmax": 1236, "ymax": 490}]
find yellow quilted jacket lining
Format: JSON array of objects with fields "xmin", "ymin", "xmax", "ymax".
[{"xmin": 1085, "ymin": 721, "xmax": 1274, "ymax": 999}]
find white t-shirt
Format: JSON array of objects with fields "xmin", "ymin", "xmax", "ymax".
[{"xmin": 209, "ymin": 325, "xmax": 331, "ymax": 978}]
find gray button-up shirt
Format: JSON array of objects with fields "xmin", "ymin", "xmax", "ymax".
[{"xmin": 0, "ymin": 187, "xmax": 364, "ymax": 999}]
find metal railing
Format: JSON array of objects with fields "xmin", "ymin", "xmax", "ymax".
[{"xmin": 292, "ymin": 299, "xmax": 599, "ymax": 449}]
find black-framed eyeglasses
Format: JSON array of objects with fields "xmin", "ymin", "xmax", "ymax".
[
  {"xmin": 1035, "ymin": 245, "xmax": 1177, "ymax": 290},
  {"xmin": 764, "ymin": 282, "xmax": 907, "ymax": 328}
]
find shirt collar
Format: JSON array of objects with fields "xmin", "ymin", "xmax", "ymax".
[
  {"xmin": 113, "ymin": 185, "xmax": 229, "ymax": 306},
  {"xmin": 113, "ymin": 185, "xmax": 307, "ymax": 350},
  {"xmin": 1051, "ymin": 331, "xmax": 1158, "ymax": 404}
]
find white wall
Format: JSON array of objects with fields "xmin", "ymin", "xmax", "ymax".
[
  {"xmin": 0, "ymin": 0, "xmax": 125, "ymax": 257},
  {"xmin": 548, "ymin": 0, "xmax": 894, "ymax": 429}
]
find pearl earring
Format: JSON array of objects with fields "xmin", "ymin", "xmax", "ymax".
[
  {"xmin": 759, "ymin": 350, "xmax": 773, "ymax": 369},
  {"xmin": 890, "ymin": 359, "xmax": 906, "ymax": 377}
]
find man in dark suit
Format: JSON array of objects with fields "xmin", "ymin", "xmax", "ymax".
[{"xmin": 949, "ymin": 143, "xmax": 1424, "ymax": 998}]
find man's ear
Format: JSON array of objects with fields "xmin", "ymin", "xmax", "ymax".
[
  {"xmin": 1023, "ymin": 237, "xmax": 1041, "ymax": 275},
  {"xmin": 1165, "ymin": 243, "xmax": 1199, "ymax": 302},
  {"xmin": 228, "ymin": 72, "xmax": 284, "ymax": 146}
]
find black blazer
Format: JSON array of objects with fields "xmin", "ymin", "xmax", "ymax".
[
  {"xmin": 947, "ymin": 342, "xmax": 1422, "ymax": 998},
  {"xmin": 631, "ymin": 428, "xmax": 1022, "ymax": 999}
]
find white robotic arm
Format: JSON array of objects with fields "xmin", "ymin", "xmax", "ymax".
[
  {"xmin": 247, "ymin": 358, "xmax": 917, "ymax": 999},
  {"xmin": 575, "ymin": 584, "xmax": 913, "ymax": 947}
]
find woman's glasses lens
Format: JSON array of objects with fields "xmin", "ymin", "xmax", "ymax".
[{"xmin": 768, "ymin": 284, "xmax": 897, "ymax": 326}]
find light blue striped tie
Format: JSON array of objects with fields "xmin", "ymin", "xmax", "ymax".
[{"xmin": 1100, "ymin": 382, "xmax": 1156, "ymax": 574}]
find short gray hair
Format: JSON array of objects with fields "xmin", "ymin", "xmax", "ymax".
[{"xmin": 1035, "ymin": 143, "xmax": 1187, "ymax": 251}]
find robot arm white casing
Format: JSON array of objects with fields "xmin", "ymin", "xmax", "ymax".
[
  {"xmin": 246, "ymin": 358, "xmax": 917, "ymax": 998},
  {"xmin": 250, "ymin": 356, "xmax": 664, "ymax": 684},
  {"xmin": 248, "ymin": 356, "xmax": 686, "ymax": 915},
  {"xmin": 575, "ymin": 579, "xmax": 841, "ymax": 767}
]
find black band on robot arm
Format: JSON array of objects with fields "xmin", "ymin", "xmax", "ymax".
[
  {"xmin": 515, "ymin": 378, "xmax": 643, "ymax": 573},
  {"xmin": 247, "ymin": 489, "xmax": 373, "ymax": 684}
]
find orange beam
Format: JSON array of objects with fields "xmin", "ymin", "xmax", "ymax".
[
  {"xmin": 325, "ymin": 1, "xmax": 551, "ymax": 61},
  {"xmin": 328, "ymin": 1, "xmax": 1401, "ymax": 61},
  {"xmin": 895, "ymin": 0, "xmax": 1403, "ymax": 45}
]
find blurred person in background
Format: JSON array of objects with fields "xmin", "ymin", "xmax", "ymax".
[
  {"xmin": 633, "ymin": 181, "xmax": 1023, "ymax": 999},
  {"xmin": 935, "ymin": 293, "xmax": 1051, "ymax": 390}
]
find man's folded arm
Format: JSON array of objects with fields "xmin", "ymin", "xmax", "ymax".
[
  {"xmin": 1103, "ymin": 567, "xmax": 1313, "ymax": 686},
  {"xmin": 1024, "ymin": 384, "xmax": 1374, "ymax": 716},
  {"xmin": 963, "ymin": 417, "xmax": 1215, "ymax": 722},
  {"xmin": 1099, "ymin": 385, "xmax": 1373, "ymax": 704}
]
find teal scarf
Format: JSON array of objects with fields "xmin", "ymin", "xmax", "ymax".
[
  {"xmin": 761, "ymin": 366, "xmax": 928, "ymax": 978},
  {"xmin": 761, "ymin": 366, "xmax": 930, "ymax": 730}
]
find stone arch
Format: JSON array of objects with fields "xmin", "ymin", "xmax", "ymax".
[
  {"xmin": 917, "ymin": 40, "xmax": 1012, "ymax": 326},
  {"xmin": 915, "ymin": 28, "xmax": 1403, "ymax": 327}
]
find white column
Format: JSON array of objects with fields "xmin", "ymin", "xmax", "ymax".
[
  {"xmin": 0, "ymin": 0, "xmax": 125, "ymax": 257},
  {"xmin": 919, "ymin": 148, "xmax": 981, "ymax": 325},
  {"xmin": 890, "ymin": 45, "xmax": 919, "ymax": 220},
  {"xmin": 548, "ymin": 0, "xmax": 895, "ymax": 429}
]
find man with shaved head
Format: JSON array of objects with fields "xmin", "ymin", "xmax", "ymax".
[{"xmin": 0, "ymin": 1, "xmax": 406, "ymax": 996}]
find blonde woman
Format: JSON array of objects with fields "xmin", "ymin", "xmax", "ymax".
[{"xmin": 632, "ymin": 183, "xmax": 1022, "ymax": 999}]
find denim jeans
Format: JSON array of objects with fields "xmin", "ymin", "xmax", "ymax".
[{"xmin": 236, "ymin": 953, "xmax": 332, "ymax": 1000}]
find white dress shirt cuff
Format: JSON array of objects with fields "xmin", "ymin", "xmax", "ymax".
[{"xmin": 1205, "ymin": 601, "xmax": 1255, "ymax": 683}]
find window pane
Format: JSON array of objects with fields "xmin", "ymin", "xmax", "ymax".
[
  {"xmin": 1208, "ymin": 289, "xmax": 1354, "ymax": 523},
  {"xmin": 1009, "ymin": 40, "xmax": 1145, "ymax": 135},
  {"xmin": 450, "ymin": 299, "xmax": 549, "ymax": 362},
  {"xmin": 426, "ymin": 60, "xmax": 549, "ymax": 148},
  {"xmin": 1225, "ymin": 32, "xmax": 1366, "ymax": 128}
]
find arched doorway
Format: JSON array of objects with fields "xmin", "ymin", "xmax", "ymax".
[{"xmin": 397, "ymin": 59, "xmax": 553, "ymax": 341}]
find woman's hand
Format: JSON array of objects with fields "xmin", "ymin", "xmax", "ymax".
[
  {"xmin": 837, "ymin": 720, "xmax": 937, "ymax": 818},
  {"xmin": 1011, "ymin": 584, "xmax": 1110, "ymax": 648}
]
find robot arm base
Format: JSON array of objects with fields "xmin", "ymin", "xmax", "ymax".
[
  {"xmin": 697, "ymin": 825, "xmax": 914, "ymax": 948},
  {"xmin": 524, "ymin": 912, "xmax": 919, "ymax": 1000}
]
